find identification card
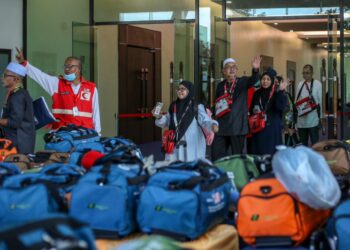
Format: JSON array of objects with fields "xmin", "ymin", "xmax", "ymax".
[{"xmin": 73, "ymin": 106, "xmax": 79, "ymax": 116}]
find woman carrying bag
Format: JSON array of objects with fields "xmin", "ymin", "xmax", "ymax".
[
  {"xmin": 152, "ymin": 81, "xmax": 219, "ymax": 161},
  {"xmin": 249, "ymin": 68, "xmax": 287, "ymax": 155}
]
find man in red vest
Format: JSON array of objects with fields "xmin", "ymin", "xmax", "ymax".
[{"xmin": 16, "ymin": 48, "xmax": 101, "ymax": 134}]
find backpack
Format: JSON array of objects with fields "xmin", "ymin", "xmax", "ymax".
[
  {"xmin": 137, "ymin": 160, "xmax": 231, "ymax": 240},
  {"xmin": 237, "ymin": 177, "xmax": 330, "ymax": 247},
  {"xmin": 327, "ymin": 198, "xmax": 350, "ymax": 250},
  {"xmin": 0, "ymin": 214, "xmax": 96, "ymax": 250},
  {"xmin": 69, "ymin": 153, "xmax": 147, "ymax": 239},
  {"xmin": 214, "ymin": 155, "xmax": 260, "ymax": 191},
  {"xmin": 30, "ymin": 151, "xmax": 71, "ymax": 168},
  {"xmin": 0, "ymin": 139, "xmax": 17, "ymax": 161},
  {"xmin": 44, "ymin": 125, "xmax": 100, "ymax": 152},
  {"xmin": 194, "ymin": 105, "xmax": 215, "ymax": 146}
]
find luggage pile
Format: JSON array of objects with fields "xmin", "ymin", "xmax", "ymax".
[{"xmin": 1, "ymin": 128, "xmax": 350, "ymax": 249}]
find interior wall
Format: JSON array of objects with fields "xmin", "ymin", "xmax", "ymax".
[
  {"xmin": 96, "ymin": 25, "xmax": 118, "ymax": 137},
  {"xmin": 0, "ymin": 0, "xmax": 22, "ymax": 60},
  {"xmin": 230, "ymin": 21, "xmax": 327, "ymax": 90},
  {"xmin": 96, "ymin": 23, "xmax": 174, "ymax": 136}
]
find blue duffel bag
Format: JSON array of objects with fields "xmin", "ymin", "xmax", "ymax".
[
  {"xmin": 137, "ymin": 159, "xmax": 231, "ymax": 240},
  {"xmin": 0, "ymin": 214, "xmax": 96, "ymax": 250},
  {"xmin": 0, "ymin": 162, "xmax": 20, "ymax": 185},
  {"xmin": 69, "ymin": 153, "xmax": 147, "ymax": 239},
  {"xmin": 44, "ymin": 125, "xmax": 100, "ymax": 152},
  {"xmin": 69, "ymin": 142, "xmax": 106, "ymax": 165},
  {"xmin": 100, "ymin": 137, "xmax": 143, "ymax": 160},
  {"xmin": 0, "ymin": 183, "xmax": 65, "ymax": 226},
  {"xmin": 327, "ymin": 198, "xmax": 350, "ymax": 249}
]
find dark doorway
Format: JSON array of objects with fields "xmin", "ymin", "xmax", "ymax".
[{"xmin": 118, "ymin": 25, "xmax": 161, "ymax": 144}]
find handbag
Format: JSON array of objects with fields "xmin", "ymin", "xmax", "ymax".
[
  {"xmin": 215, "ymin": 81, "xmax": 235, "ymax": 118},
  {"xmin": 161, "ymin": 129, "xmax": 175, "ymax": 154},
  {"xmin": 248, "ymin": 112, "xmax": 266, "ymax": 134},
  {"xmin": 295, "ymin": 80, "xmax": 318, "ymax": 117}
]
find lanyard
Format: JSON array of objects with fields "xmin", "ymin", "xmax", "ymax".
[
  {"xmin": 173, "ymin": 100, "xmax": 192, "ymax": 140},
  {"xmin": 259, "ymin": 84, "xmax": 275, "ymax": 111},
  {"xmin": 224, "ymin": 79, "xmax": 236, "ymax": 95},
  {"xmin": 296, "ymin": 79, "xmax": 313, "ymax": 101}
]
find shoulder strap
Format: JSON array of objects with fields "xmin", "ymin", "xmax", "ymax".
[{"xmin": 296, "ymin": 82, "xmax": 306, "ymax": 101}]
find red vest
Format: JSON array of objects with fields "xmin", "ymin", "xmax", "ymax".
[{"xmin": 51, "ymin": 78, "xmax": 95, "ymax": 129}]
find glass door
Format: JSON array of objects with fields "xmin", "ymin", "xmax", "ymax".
[
  {"xmin": 72, "ymin": 22, "xmax": 97, "ymax": 82},
  {"xmin": 172, "ymin": 19, "xmax": 195, "ymax": 101},
  {"xmin": 327, "ymin": 15, "xmax": 340, "ymax": 139}
]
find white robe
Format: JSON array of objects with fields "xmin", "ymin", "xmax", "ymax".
[{"xmin": 156, "ymin": 104, "xmax": 218, "ymax": 161}]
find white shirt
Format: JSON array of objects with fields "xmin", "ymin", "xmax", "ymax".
[
  {"xmin": 295, "ymin": 79, "xmax": 322, "ymax": 128},
  {"xmin": 25, "ymin": 62, "xmax": 101, "ymax": 133}
]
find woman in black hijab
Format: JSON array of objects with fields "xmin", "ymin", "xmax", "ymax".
[
  {"xmin": 250, "ymin": 68, "xmax": 287, "ymax": 155},
  {"xmin": 153, "ymin": 81, "xmax": 219, "ymax": 161}
]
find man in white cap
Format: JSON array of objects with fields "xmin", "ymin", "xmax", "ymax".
[
  {"xmin": 211, "ymin": 55, "xmax": 261, "ymax": 160},
  {"xmin": 16, "ymin": 48, "xmax": 101, "ymax": 134},
  {"xmin": 0, "ymin": 62, "xmax": 36, "ymax": 154}
]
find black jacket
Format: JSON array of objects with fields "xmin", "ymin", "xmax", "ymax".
[
  {"xmin": 215, "ymin": 69, "xmax": 260, "ymax": 136},
  {"xmin": 1, "ymin": 88, "xmax": 36, "ymax": 154}
]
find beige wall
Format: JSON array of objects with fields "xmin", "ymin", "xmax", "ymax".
[
  {"xmin": 96, "ymin": 24, "xmax": 174, "ymax": 136},
  {"xmin": 230, "ymin": 21, "xmax": 327, "ymax": 87}
]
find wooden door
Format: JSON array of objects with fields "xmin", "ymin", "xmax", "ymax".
[{"xmin": 118, "ymin": 25, "xmax": 161, "ymax": 144}]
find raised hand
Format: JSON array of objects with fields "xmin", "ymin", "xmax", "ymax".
[
  {"xmin": 15, "ymin": 47, "xmax": 25, "ymax": 64},
  {"xmin": 252, "ymin": 55, "xmax": 262, "ymax": 70},
  {"xmin": 279, "ymin": 78, "xmax": 289, "ymax": 91}
]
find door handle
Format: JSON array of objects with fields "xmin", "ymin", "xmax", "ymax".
[
  {"xmin": 144, "ymin": 68, "xmax": 148, "ymax": 112},
  {"xmin": 139, "ymin": 68, "xmax": 145, "ymax": 114}
]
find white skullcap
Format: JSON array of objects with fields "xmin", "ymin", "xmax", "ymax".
[
  {"xmin": 223, "ymin": 58, "xmax": 237, "ymax": 68},
  {"xmin": 6, "ymin": 62, "xmax": 27, "ymax": 77}
]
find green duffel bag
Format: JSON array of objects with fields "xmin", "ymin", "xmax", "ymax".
[{"xmin": 214, "ymin": 154, "xmax": 260, "ymax": 191}]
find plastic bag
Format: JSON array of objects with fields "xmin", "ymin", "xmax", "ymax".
[{"xmin": 272, "ymin": 146, "xmax": 340, "ymax": 209}]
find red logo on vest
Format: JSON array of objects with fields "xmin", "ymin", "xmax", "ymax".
[{"xmin": 81, "ymin": 88, "xmax": 91, "ymax": 101}]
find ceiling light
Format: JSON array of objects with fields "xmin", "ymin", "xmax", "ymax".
[
  {"xmin": 274, "ymin": 22, "xmax": 278, "ymax": 26},
  {"xmin": 227, "ymin": 1, "xmax": 232, "ymax": 3},
  {"xmin": 290, "ymin": 29, "xmax": 294, "ymax": 32},
  {"xmin": 324, "ymin": 45, "xmax": 327, "ymax": 48}
]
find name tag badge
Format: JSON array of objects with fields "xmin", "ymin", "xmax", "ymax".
[{"xmin": 73, "ymin": 106, "xmax": 79, "ymax": 116}]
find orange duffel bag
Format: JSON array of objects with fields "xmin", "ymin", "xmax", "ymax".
[
  {"xmin": 0, "ymin": 139, "xmax": 17, "ymax": 161},
  {"xmin": 237, "ymin": 177, "xmax": 330, "ymax": 247}
]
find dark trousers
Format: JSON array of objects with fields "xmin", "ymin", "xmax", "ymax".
[
  {"xmin": 298, "ymin": 126, "xmax": 319, "ymax": 146},
  {"xmin": 211, "ymin": 135, "xmax": 245, "ymax": 161}
]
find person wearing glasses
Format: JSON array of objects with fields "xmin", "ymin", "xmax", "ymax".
[
  {"xmin": 0, "ymin": 62, "xmax": 35, "ymax": 154},
  {"xmin": 211, "ymin": 56, "xmax": 261, "ymax": 161},
  {"xmin": 15, "ymin": 48, "xmax": 101, "ymax": 134},
  {"xmin": 152, "ymin": 81, "xmax": 219, "ymax": 161},
  {"xmin": 295, "ymin": 64, "xmax": 322, "ymax": 146}
]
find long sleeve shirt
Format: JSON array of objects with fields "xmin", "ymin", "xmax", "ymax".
[
  {"xmin": 25, "ymin": 62, "xmax": 101, "ymax": 133},
  {"xmin": 1, "ymin": 88, "xmax": 36, "ymax": 154}
]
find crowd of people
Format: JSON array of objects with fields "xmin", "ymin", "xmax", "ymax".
[
  {"xmin": 152, "ymin": 56, "xmax": 323, "ymax": 161},
  {"xmin": 0, "ymin": 49, "xmax": 322, "ymax": 161}
]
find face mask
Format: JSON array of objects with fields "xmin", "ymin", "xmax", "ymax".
[{"xmin": 64, "ymin": 72, "xmax": 77, "ymax": 82}]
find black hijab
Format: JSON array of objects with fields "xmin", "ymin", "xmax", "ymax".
[
  {"xmin": 169, "ymin": 81, "xmax": 196, "ymax": 141},
  {"xmin": 251, "ymin": 68, "xmax": 276, "ymax": 112}
]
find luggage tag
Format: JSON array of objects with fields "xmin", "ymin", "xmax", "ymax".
[{"xmin": 72, "ymin": 106, "xmax": 79, "ymax": 116}]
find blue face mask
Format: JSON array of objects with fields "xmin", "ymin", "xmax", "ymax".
[{"xmin": 64, "ymin": 72, "xmax": 77, "ymax": 82}]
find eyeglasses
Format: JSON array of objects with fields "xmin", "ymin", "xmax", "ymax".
[
  {"xmin": 1, "ymin": 74, "xmax": 17, "ymax": 79},
  {"xmin": 302, "ymin": 71, "xmax": 312, "ymax": 75},
  {"xmin": 225, "ymin": 66, "xmax": 238, "ymax": 70},
  {"xmin": 177, "ymin": 87, "xmax": 188, "ymax": 92},
  {"xmin": 63, "ymin": 64, "xmax": 79, "ymax": 70}
]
